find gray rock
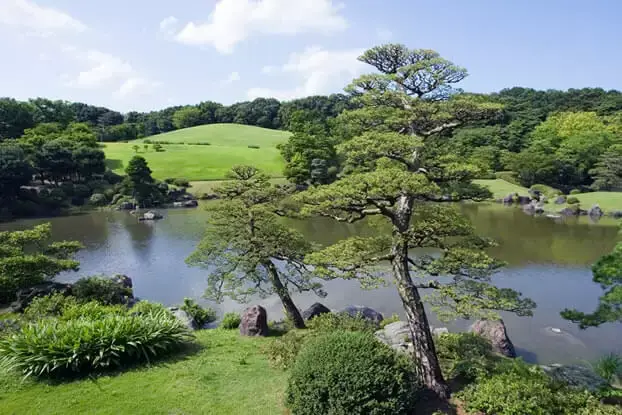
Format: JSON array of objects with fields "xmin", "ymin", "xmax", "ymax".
[
  {"xmin": 338, "ymin": 305, "xmax": 384, "ymax": 325},
  {"xmin": 169, "ymin": 307, "xmax": 198, "ymax": 330},
  {"xmin": 302, "ymin": 303, "xmax": 331, "ymax": 321},
  {"xmin": 502, "ymin": 193, "xmax": 515, "ymax": 204},
  {"xmin": 540, "ymin": 364, "xmax": 608, "ymax": 392},
  {"xmin": 433, "ymin": 327, "xmax": 449, "ymax": 336},
  {"xmin": 560, "ymin": 206, "xmax": 580, "ymax": 216},
  {"xmin": 10, "ymin": 282, "xmax": 73, "ymax": 312},
  {"xmin": 112, "ymin": 274, "xmax": 133, "ymax": 290},
  {"xmin": 516, "ymin": 195, "xmax": 531, "ymax": 205},
  {"xmin": 375, "ymin": 321, "xmax": 413, "ymax": 355},
  {"xmin": 240, "ymin": 305, "xmax": 268, "ymax": 336},
  {"xmin": 554, "ymin": 195, "xmax": 567, "ymax": 205},
  {"xmin": 588, "ymin": 204, "xmax": 603, "ymax": 217},
  {"xmin": 118, "ymin": 201, "xmax": 135, "ymax": 210},
  {"xmin": 611, "ymin": 210, "xmax": 622, "ymax": 219},
  {"xmin": 183, "ymin": 200, "xmax": 198, "ymax": 208},
  {"xmin": 470, "ymin": 319, "xmax": 516, "ymax": 358}
]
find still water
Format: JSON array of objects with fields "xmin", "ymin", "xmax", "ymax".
[{"xmin": 2, "ymin": 203, "xmax": 620, "ymax": 365}]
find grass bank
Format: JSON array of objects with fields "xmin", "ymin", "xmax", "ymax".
[
  {"xmin": 104, "ymin": 124, "xmax": 289, "ymax": 181},
  {"xmin": 473, "ymin": 179, "xmax": 529, "ymax": 199},
  {"xmin": 189, "ymin": 178, "xmax": 290, "ymax": 195},
  {"xmin": 0, "ymin": 329, "xmax": 286, "ymax": 415}
]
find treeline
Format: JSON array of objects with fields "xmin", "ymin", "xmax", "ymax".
[{"xmin": 0, "ymin": 94, "xmax": 355, "ymax": 142}]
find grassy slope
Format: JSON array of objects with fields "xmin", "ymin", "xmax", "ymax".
[
  {"xmin": 571, "ymin": 191, "xmax": 622, "ymax": 212},
  {"xmin": 0, "ymin": 330, "xmax": 286, "ymax": 415},
  {"xmin": 473, "ymin": 179, "xmax": 529, "ymax": 199},
  {"xmin": 104, "ymin": 124, "xmax": 290, "ymax": 181},
  {"xmin": 189, "ymin": 178, "xmax": 289, "ymax": 195}
]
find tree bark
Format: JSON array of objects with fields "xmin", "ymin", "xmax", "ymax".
[
  {"xmin": 265, "ymin": 260, "xmax": 306, "ymax": 329},
  {"xmin": 391, "ymin": 195, "xmax": 450, "ymax": 399}
]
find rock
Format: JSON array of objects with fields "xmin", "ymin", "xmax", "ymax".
[
  {"xmin": 523, "ymin": 201, "xmax": 544, "ymax": 215},
  {"xmin": 502, "ymin": 193, "xmax": 515, "ymax": 204},
  {"xmin": 588, "ymin": 204, "xmax": 603, "ymax": 217},
  {"xmin": 168, "ymin": 307, "xmax": 198, "ymax": 330},
  {"xmin": 118, "ymin": 201, "xmax": 135, "ymax": 210},
  {"xmin": 375, "ymin": 321, "xmax": 413, "ymax": 355},
  {"xmin": 338, "ymin": 305, "xmax": 384, "ymax": 325},
  {"xmin": 240, "ymin": 305, "xmax": 268, "ymax": 336},
  {"xmin": 173, "ymin": 202, "xmax": 183, "ymax": 208},
  {"xmin": 560, "ymin": 206, "xmax": 580, "ymax": 216},
  {"xmin": 433, "ymin": 327, "xmax": 449, "ymax": 336},
  {"xmin": 302, "ymin": 303, "xmax": 331, "ymax": 320},
  {"xmin": 112, "ymin": 274, "xmax": 133, "ymax": 290},
  {"xmin": 554, "ymin": 195, "xmax": 567, "ymax": 204},
  {"xmin": 202, "ymin": 193, "xmax": 219, "ymax": 200},
  {"xmin": 540, "ymin": 364, "xmax": 608, "ymax": 392},
  {"xmin": 611, "ymin": 210, "xmax": 622, "ymax": 219},
  {"xmin": 10, "ymin": 281, "xmax": 73, "ymax": 312},
  {"xmin": 516, "ymin": 195, "xmax": 531, "ymax": 205},
  {"xmin": 470, "ymin": 319, "xmax": 516, "ymax": 358},
  {"xmin": 183, "ymin": 200, "xmax": 198, "ymax": 208}
]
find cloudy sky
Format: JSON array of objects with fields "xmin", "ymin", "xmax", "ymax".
[{"xmin": 1, "ymin": 0, "xmax": 620, "ymax": 112}]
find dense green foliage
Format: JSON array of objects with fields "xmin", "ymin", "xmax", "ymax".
[
  {"xmin": 220, "ymin": 312, "xmax": 241, "ymax": 329},
  {"xmin": 0, "ymin": 310, "xmax": 193, "ymax": 378},
  {"xmin": 180, "ymin": 298, "xmax": 217, "ymax": 327},
  {"xmin": 23, "ymin": 293, "xmax": 78, "ymax": 321},
  {"xmin": 286, "ymin": 331, "xmax": 418, "ymax": 415},
  {"xmin": 71, "ymin": 276, "xmax": 133, "ymax": 305},
  {"xmin": 0, "ymin": 224, "xmax": 81, "ymax": 304},
  {"xmin": 435, "ymin": 333, "xmax": 496, "ymax": 381}
]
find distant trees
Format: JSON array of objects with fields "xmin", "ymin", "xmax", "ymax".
[
  {"xmin": 590, "ymin": 145, "xmax": 622, "ymax": 191},
  {"xmin": 122, "ymin": 156, "xmax": 161, "ymax": 206},
  {"xmin": 0, "ymin": 98, "xmax": 35, "ymax": 139},
  {"xmin": 173, "ymin": 107, "xmax": 203, "ymax": 130},
  {"xmin": 0, "ymin": 144, "xmax": 32, "ymax": 203}
]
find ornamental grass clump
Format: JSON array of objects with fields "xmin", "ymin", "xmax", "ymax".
[{"xmin": 0, "ymin": 310, "xmax": 194, "ymax": 379}]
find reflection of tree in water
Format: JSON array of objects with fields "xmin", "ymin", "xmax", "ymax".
[{"xmin": 121, "ymin": 216, "xmax": 155, "ymax": 261}]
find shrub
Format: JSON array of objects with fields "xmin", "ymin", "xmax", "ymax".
[
  {"xmin": 24, "ymin": 293, "xmax": 78, "ymax": 320},
  {"xmin": 0, "ymin": 310, "xmax": 194, "ymax": 378},
  {"xmin": 180, "ymin": 298, "xmax": 216, "ymax": 327},
  {"xmin": 379, "ymin": 313, "xmax": 400, "ymax": 329},
  {"xmin": 70, "ymin": 196, "xmax": 85, "ymax": 206},
  {"xmin": 247, "ymin": 145, "xmax": 260, "ymax": 149},
  {"xmin": 570, "ymin": 189, "xmax": 582, "ymax": 195},
  {"xmin": 164, "ymin": 178, "xmax": 176, "ymax": 184},
  {"xmin": 59, "ymin": 182, "xmax": 74, "ymax": 196},
  {"xmin": 74, "ymin": 184, "xmax": 92, "ymax": 198},
  {"xmin": 143, "ymin": 139, "xmax": 152, "ymax": 144},
  {"xmin": 266, "ymin": 329, "xmax": 313, "ymax": 370},
  {"xmin": 434, "ymin": 333, "xmax": 494, "ymax": 380},
  {"xmin": 594, "ymin": 353, "xmax": 622, "ymax": 384},
  {"xmin": 89, "ymin": 193, "xmax": 108, "ymax": 206},
  {"xmin": 103, "ymin": 170, "xmax": 123, "ymax": 184},
  {"xmin": 530, "ymin": 184, "xmax": 562, "ymax": 197},
  {"xmin": 71, "ymin": 276, "xmax": 132, "ymax": 305},
  {"xmin": 195, "ymin": 142, "xmax": 210, "ymax": 146},
  {"xmin": 286, "ymin": 331, "xmax": 419, "ymax": 415},
  {"xmin": 220, "ymin": 312, "xmax": 241, "ymax": 329},
  {"xmin": 567, "ymin": 196, "xmax": 580, "ymax": 205},
  {"xmin": 306, "ymin": 312, "xmax": 377, "ymax": 333},
  {"xmin": 59, "ymin": 301, "xmax": 127, "ymax": 321},
  {"xmin": 173, "ymin": 178, "xmax": 190, "ymax": 188},
  {"xmin": 131, "ymin": 300, "xmax": 171, "ymax": 316}
]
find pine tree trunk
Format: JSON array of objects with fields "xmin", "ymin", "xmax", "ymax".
[
  {"xmin": 391, "ymin": 195, "xmax": 450, "ymax": 399},
  {"xmin": 265, "ymin": 260, "xmax": 306, "ymax": 329}
]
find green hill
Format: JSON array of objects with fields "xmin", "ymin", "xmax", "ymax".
[{"xmin": 104, "ymin": 124, "xmax": 290, "ymax": 181}]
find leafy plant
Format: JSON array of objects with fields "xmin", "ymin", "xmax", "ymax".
[
  {"xmin": 23, "ymin": 293, "xmax": 78, "ymax": 320},
  {"xmin": 71, "ymin": 276, "xmax": 132, "ymax": 305},
  {"xmin": 593, "ymin": 353, "xmax": 622, "ymax": 384},
  {"xmin": 570, "ymin": 189, "xmax": 582, "ymax": 195},
  {"xmin": 220, "ymin": 312, "xmax": 241, "ymax": 329},
  {"xmin": 306, "ymin": 312, "xmax": 377, "ymax": 333},
  {"xmin": 173, "ymin": 178, "xmax": 190, "ymax": 188},
  {"xmin": 286, "ymin": 331, "xmax": 419, "ymax": 415},
  {"xmin": 0, "ymin": 310, "xmax": 194, "ymax": 378},
  {"xmin": 180, "ymin": 298, "xmax": 216, "ymax": 327},
  {"xmin": 567, "ymin": 196, "xmax": 580, "ymax": 204},
  {"xmin": 265, "ymin": 329, "xmax": 313, "ymax": 370},
  {"xmin": 131, "ymin": 300, "xmax": 170, "ymax": 316},
  {"xmin": 434, "ymin": 332, "xmax": 495, "ymax": 380},
  {"xmin": 379, "ymin": 313, "xmax": 401, "ymax": 329},
  {"xmin": 59, "ymin": 301, "xmax": 127, "ymax": 321}
]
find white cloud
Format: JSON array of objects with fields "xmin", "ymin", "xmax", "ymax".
[
  {"xmin": 222, "ymin": 71, "xmax": 241, "ymax": 84},
  {"xmin": 174, "ymin": 0, "xmax": 348, "ymax": 54},
  {"xmin": 159, "ymin": 16, "xmax": 178, "ymax": 35},
  {"xmin": 248, "ymin": 46, "xmax": 365, "ymax": 100},
  {"xmin": 0, "ymin": 0, "xmax": 87, "ymax": 35},
  {"xmin": 262, "ymin": 65, "xmax": 276, "ymax": 74},
  {"xmin": 116, "ymin": 77, "xmax": 161, "ymax": 98},
  {"xmin": 376, "ymin": 28, "xmax": 393, "ymax": 41}
]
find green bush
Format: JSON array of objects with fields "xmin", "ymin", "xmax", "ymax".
[
  {"xmin": 73, "ymin": 184, "xmax": 92, "ymax": 198},
  {"xmin": 164, "ymin": 178, "xmax": 176, "ymax": 184},
  {"xmin": 530, "ymin": 184, "xmax": 562, "ymax": 197},
  {"xmin": 131, "ymin": 300, "xmax": 170, "ymax": 316},
  {"xmin": 247, "ymin": 145, "xmax": 260, "ymax": 149},
  {"xmin": 24, "ymin": 293, "xmax": 78, "ymax": 320},
  {"xmin": 286, "ymin": 331, "xmax": 419, "ymax": 415},
  {"xmin": 567, "ymin": 196, "xmax": 580, "ymax": 205},
  {"xmin": 0, "ymin": 310, "xmax": 194, "ymax": 378},
  {"xmin": 306, "ymin": 312, "xmax": 377, "ymax": 333},
  {"xmin": 594, "ymin": 353, "xmax": 622, "ymax": 384},
  {"xmin": 180, "ymin": 298, "xmax": 216, "ymax": 327},
  {"xmin": 220, "ymin": 312, "xmax": 241, "ymax": 329},
  {"xmin": 71, "ymin": 276, "xmax": 132, "ymax": 305},
  {"xmin": 266, "ymin": 329, "xmax": 313, "ymax": 370},
  {"xmin": 173, "ymin": 178, "xmax": 190, "ymax": 188},
  {"xmin": 59, "ymin": 301, "xmax": 127, "ymax": 321},
  {"xmin": 495, "ymin": 171, "xmax": 521, "ymax": 186},
  {"xmin": 434, "ymin": 333, "xmax": 495, "ymax": 380},
  {"xmin": 89, "ymin": 193, "xmax": 108, "ymax": 206},
  {"xmin": 570, "ymin": 189, "xmax": 582, "ymax": 195}
]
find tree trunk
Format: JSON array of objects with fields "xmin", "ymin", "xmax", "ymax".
[
  {"xmin": 391, "ymin": 195, "xmax": 450, "ymax": 399},
  {"xmin": 265, "ymin": 260, "xmax": 306, "ymax": 329}
]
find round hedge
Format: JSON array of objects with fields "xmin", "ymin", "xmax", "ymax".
[{"xmin": 286, "ymin": 331, "xmax": 419, "ymax": 415}]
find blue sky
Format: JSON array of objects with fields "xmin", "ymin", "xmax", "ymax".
[{"xmin": 1, "ymin": 0, "xmax": 620, "ymax": 112}]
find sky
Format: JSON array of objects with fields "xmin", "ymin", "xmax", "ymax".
[{"xmin": 1, "ymin": 0, "xmax": 621, "ymax": 112}]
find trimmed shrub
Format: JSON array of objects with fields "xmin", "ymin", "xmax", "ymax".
[
  {"xmin": 266, "ymin": 329, "xmax": 313, "ymax": 370},
  {"xmin": 24, "ymin": 293, "xmax": 78, "ymax": 320},
  {"xmin": 434, "ymin": 332, "xmax": 494, "ymax": 380},
  {"xmin": 570, "ymin": 189, "xmax": 582, "ymax": 195},
  {"xmin": 247, "ymin": 145, "xmax": 260, "ymax": 149},
  {"xmin": 180, "ymin": 298, "xmax": 216, "ymax": 327},
  {"xmin": 71, "ymin": 276, "xmax": 132, "ymax": 305},
  {"xmin": 89, "ymin": 193, "xmax": 108, "ymax": 206},
  {"xmin": 0, "ymin": 310, "xmax": 194, "ymax": 378},
  {"xmin": 567, "ymin": 196, "xmax": 580, "ymax": 205},
  {"xmin": 306, "ymin": 312, "xmax": 377, "ymax": 333},
  {"xmin": 173, "ymin": 178, "xmax": 190, "ymax": 188},
  {"xmin": 220, "ymin": 312, "xmax": 241, "ymax": 329},
  {"xmin": 131, "ymin": 300, "xmax": 171, "ymax": 316},
  {"xmin": 286, "ymin": 331, "xmax": 419, "ymax": 415}
]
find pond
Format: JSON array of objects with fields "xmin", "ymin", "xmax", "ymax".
[{"xmin": 2, "ymin": 203, "xmax": 620, "ymax": 365}]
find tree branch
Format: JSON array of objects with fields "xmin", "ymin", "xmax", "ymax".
[{"xmin": 421, "ymin": 122, "xmax": 461, "ymax": 137}]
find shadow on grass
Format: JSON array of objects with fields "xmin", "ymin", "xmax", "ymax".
[
  {"xmin": 105, "ymin": 159, "xmax": 124, "ymax": 171},
  {"xmin": 413, "ymin": 389, "xmax": 459, "ymax": 414}
]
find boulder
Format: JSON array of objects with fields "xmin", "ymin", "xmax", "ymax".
[
  {"xmin": 554, "ymin": 195, "xmax": 567, "ymax": 205},
  {"xmin": 173, "ymin": 202, "xmax": 183, "ymax": 208},
  {"xmin": 10, "ymin": 281, "xmax": 73, "ymax": 312},
  {"xmin": 611, "ymin": 210, "xmax": 622, "ymax": 219},
  {"xmin": 168, "ymin": 307, "xmax": 198, "ymax": 330},
  {"xmin": 118, "ymin": 201, "xmax": 135, "ymax": 210},
  {"xmin": 516, "ymin": 195, "xmax": 531, "ymax": 205},
  {"xmin": 302, "ymin": 302, "xmax": 331, "ymax": 321},
  {"xmin": 470, "ymin": 319, "xmax": 516, "ymax": 358},
  {"xmin": 502, "ymin": 193, "xmax": 515, "ymax": 204},
  {"xmin": 375, "ymin": 321, "xmax": 413, "ymax": 355},
  {"xmin": 588, "ymin": 204, "xmax": 603, "ymax": 217},
  {"xmin": 540, "ymin": 364, "xmax": 608, "ymax": 392},
  {"xmin": 112, "ymin": 274, "xmax": 133, "ymax": 290},
  {"xmin": 240, "ymin": 305, "xmax": 268, "ymax": 336},
  {"xmin": 433, "ymin": 327, "xmax": 449, "ymax": 336},
  {"xmin": 183, "ymin": 200, "xmax": 198, "ymax": 208},
  {"xmin": 338, "ymin": 305, "xmax": 384, "ymax": 325},
  {"xmin": 560, "ymin": 206, "xmax": 580, "ymax": 216},
  {"xmin": 522, "ymin": 201, "xmax": 544, "ymax": 215}
]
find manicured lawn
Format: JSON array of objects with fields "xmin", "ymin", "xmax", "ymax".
[
  {"xmin": 189, "ymin": 178, "xmax": 290, "ymax": 195},
  {"xmin": 104, "ymin": 124, "xmax": 290, "ymax": 181},
  {"xmin": 0, "ymin": 330, "xmax": 287, "ymax": 415},
  {"xmin": 473, "ymin": 179, "xmax": 529, "ymax": 199},
  {"xmin": 570, "ymin": 191, "xmax": 622, "ymax": 212}
]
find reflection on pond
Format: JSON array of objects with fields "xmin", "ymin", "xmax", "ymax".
[{"xmin": 1, "ymin": 202, "xmax": 620, "ymax": 364}]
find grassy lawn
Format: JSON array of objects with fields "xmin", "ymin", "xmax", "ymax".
[
  {"xmin": 570, "ymin": 191, "xmax": 622, "ymax": 212},
  {"xmin": 0, "ymin": 330, "xmax": 287, "ymax": 415},
  {"xmin": 189, "ymin": 178, "xmax": 290, "ymax": 195},
  {"xmin": 104, "ymin": 124, "xmax": 290, "ymax": 181},
  {"xmin": 473, "ymin": 179, "xmax": 529, "ymax": 199}
]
